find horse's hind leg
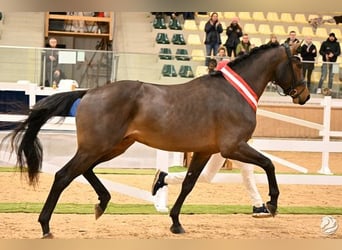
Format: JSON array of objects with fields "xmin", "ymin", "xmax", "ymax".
[
  {"xmin": 38, "ymin": 152, "xmax": 98, "ymax": 238},
  {"xmin": 169, "ymin": 152, "xmax": 211, "ymax": 234},
  {"xmin": 83, "ymin": 168, "xmax": 111, "ymax": 220}
]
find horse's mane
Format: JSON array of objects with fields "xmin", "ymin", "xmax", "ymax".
[{"xmin": 228, "ymin": 43, "xmax": 280, "ymax": 68}]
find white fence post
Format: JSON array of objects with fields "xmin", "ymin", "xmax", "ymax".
[{"xmin": 318, "ymin": 96, "xmax": 333, "ymax": 174}]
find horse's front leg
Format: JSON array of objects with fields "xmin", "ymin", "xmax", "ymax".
[
  {"xmin": 169, "ymin": 152, "xmax": 211, "ymax": 234},
  {"xmin": 228, "ymin": 142, "xmax": 279, "ymax": 216}
]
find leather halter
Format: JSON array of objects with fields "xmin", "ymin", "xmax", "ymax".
[{"xmin": 281, "ymin": 43, "xmax": 306, "ymax": 99}]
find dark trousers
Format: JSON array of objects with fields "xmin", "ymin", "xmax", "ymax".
[{"xmin": 302, "ymin": 62, "xmax": 314, "ymax": 89}]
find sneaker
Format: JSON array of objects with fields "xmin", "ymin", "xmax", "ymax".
[
  {"xmin": 252, "ymin": 204, "xmax": 272, "ymax": 218},
  {"xmin": 316, "ymin": 88, "xmax": 322, "ymax": 94},
  {"xmin": 151, "ymin": 170, "xmax": 168, "ymax": 196}
]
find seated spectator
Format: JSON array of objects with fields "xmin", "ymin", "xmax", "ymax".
[
  {"xmin": 207, "ymin": 58, "xmax": 217, "ymax": 74},
  {"xmin": 216, "ymin": 46, "xmax": 229, "ymax": 61},
  {"xmin": 236, "ymin": 33, "xmax": 254, "ymax": 56}
]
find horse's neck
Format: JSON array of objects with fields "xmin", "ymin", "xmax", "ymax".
[{"xmin": 236, "ymin": 54, "xmax": 282, "ymax": 98}]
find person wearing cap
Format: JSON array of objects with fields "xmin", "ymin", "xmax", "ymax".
[
  {"xmin": 224, "ymin": 17, "xmax": 243, "ymax": 58},
  {"xmin": 316, "ymin": 32, "xmax": 341, "ymax": 94}
]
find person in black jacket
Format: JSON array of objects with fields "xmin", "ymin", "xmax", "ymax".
[
  {"xmin": 317, "ymin": 33, "xmax": 341, "ymax": 94},
  {"xmin": 204, "ymin": 12, "xmax": 223, "ymax": 66},
  {"xmin": 224, "ymin": 17, "xmax": 243, "ymax": 58},
  {"xmin": 300, "ymin": 36, "xmax": 317, "ymax": 91}
]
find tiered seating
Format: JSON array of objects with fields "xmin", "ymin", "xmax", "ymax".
[
  {"xmin": 155, "ymin": 32, "xmax": 170, "ymax": 44},
  {"xmin": 183, "ymin": 19, "xmax": 198, "ymax": 31},
  {"xmin": 243, "ymin": 23, "xmax": 258, "ymax": 34},
  {"xmin": 301, "ymin": 26, "xmax": 315, "ymax": 37},
  {"xmin": 224, "ymin": 12, "xmax": 237, "ymax": 20},
  {"xmin": 266, "ymin": 12, "xmax": 280, "ymax": 22},
  {"xmin": 195, "ymin": 65, "xmax": 208, "ymax": 77},
  {"xmin": 153, "ymin": 17, "xmax": 167, "ymax": 29},
  {"xmin": 175, "ymin": 48, "xmax": 190, "ymax": 61},
  {"xmin": 294, "ymin": 13, "xmax": 307, "ymax": 24},
  {"xmin": 178, "ymin": 65, "xmax": 194, "ymax": 78},
  {"xmin": 315, "ymin": 27, "xmax": 328, "ymax": 38},
  {"xmin": 191, "ymin": 49, "xmax": 205, "ymax": 61},
  {"xmin": 172, "ymin": 33, "xmax": 186, "ymax": 45},
  {"xmin": 258, "ymin": 24, "xmax": 272, "ymax": 35},
  {"xmin": 272, "ymin": 25, "xmax": 287, "ymax": 36},
  {"xmin": 159, "ymin": 47, "xmax": 172, "ymax": 60},
  {"xmin": 161, "ymin": 64, "xmax": 177, "ymax": 77},
  {"xmin": 187, "ymin": 34, "xmax": 202, "ymax": 46},
  {"xmin": 280, "ymin": 13, "xmax": 294, "ymax": 23},
  {"xmin": 238, "ymin": 12, "xmax": 252, "ymax": 21},
  {"xmin": 252, "ymin": 12, "xmax": 266, "ymax": 22}
]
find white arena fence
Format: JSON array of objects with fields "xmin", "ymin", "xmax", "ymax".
[{"xmin": 1, "ymin": 82, "xmax": 342, "ymax": 211}]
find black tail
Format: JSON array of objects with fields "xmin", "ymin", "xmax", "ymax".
[{"xmin": 3, "ymin": 90, "xmax": 88, "ymax": 185}]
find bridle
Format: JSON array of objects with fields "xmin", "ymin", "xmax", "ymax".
[{"xmin": 276, "ymin": 43, "xmax": 306, "ymax": 99}]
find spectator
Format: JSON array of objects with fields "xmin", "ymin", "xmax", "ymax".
[
  {"xmin": 300, "ymin": 36, "xmax": 317, "ymax": 91},
  {"xmin": 224, "ymin": 17, "xmax": 243, "ymax": 58},
  {"xmin": 266, "ymin": 33, "xmax": 280, "ymax": 46},
  {"xmin": 284, "ymin": 30, "xmax": 300, "ymax": 45},
  {"xmin": 152, "ymin": 153, "xmax": 272, "ymax": 218},
  {"xmin": 216, "ymin": 45, "xmax": 229, "ymax": 61},
  {"xmin": 204, "ymin": 12, "xmax": 223, "ymax": 66},
  {"xmin": 207, "ymin": 58, "xmax": 218, "ymax": 74},
  {"xmin": 236, "ymin": 33, "xmax": 255, "ymax": 56},
  {"xmin": 316, "ymin": 33, "xmax": 341, "ymax": 94},
  {"xmin": 45, "ymin": 37, "xmax": 60, "ymax": 87}
]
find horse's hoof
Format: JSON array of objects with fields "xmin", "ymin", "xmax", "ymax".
[
  {"xmin": 41, "ymin": 233, "xmax": 54, "ymax": 239},
  {"xmin": 266, "ymin": 201, "xmax": 278, "ymax": 217},
  {"xmin": 170, "ymin": 224, "xmax": 185, "ymax": 234},
  {"xmin": 95, "ymin": 204, "xmax": 104, "ymax": 220}
]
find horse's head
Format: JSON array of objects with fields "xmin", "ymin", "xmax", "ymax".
[{"xmin": 274, "ymin": 42, "xmax": 310, "ymax": 105}]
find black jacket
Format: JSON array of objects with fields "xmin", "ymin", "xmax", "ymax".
[
  {"xmin": 300, "ymin": 43, "xmax": 317, "ymax": 62},
  {"xmin": 204, "ymin": 21, "xmax": 223, "ymax": 45},
  {"xmin": 319, "ymin": 37, "xmax": 341, "ymax": 62}
]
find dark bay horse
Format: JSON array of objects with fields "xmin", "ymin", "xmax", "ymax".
[{"xmin": 2, "ymin": 43, "xmax": 310, "ymax": 238}]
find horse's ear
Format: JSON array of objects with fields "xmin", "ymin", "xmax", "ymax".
[{"xmin": 291, "ymin": 41, "xmax": 302, "ymax": 55}]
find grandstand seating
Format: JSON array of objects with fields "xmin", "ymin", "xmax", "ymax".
[
  {"xmin": 258, "ymin": 24, "xmax": 272, "ymax": 35},
  {"xmin": 272, "ymin": 25, "xmax": 287, "ymax": 36},
  {"xmin": 315, "ymin": 27, "xmax": 328, "ymax": 38},
  {"xmin": 238, "ymin": 12, "xmax": 252, "ymax": 21},
  {"xmin": 175, "ymin": 48, "xmax": 191, "ymax": 61},
  {"xmin": 301, "ymin": 26, "xmax": 315, "ymax": 37},
  {"xmin": 172, "ymin": 33, "xmax": 186, "ymax": 45},
  {"xmin": 178, "ymin": 65, "xmax": 194, "ymax": 78},
  {"xmin": 243, "ymin": 23, "xmax": 258, "ymax": 34},
  {"xmin": 224, "ymin": 12, "xmax": 237, "ymax": 21},
  {"xmin": 280, "ymin": 12, "xmax": 294, "ymax": 23},
  {"xmin": 187, "ymin": 34, "xmax": 202, "ymax": 45},
  {"xmin": 156, "ymin": 32, "xmax": 170, "ymax": 44},
  {"xmin": 161, "ymin": 64, "xmax": 177, "ymax": 77},
  {"xmin": 294, "ymin": 13, "xmax": 307, "ymax": 24},
  {"xmin": 252, "ymin": 12, "xmax": 266, "ymax": 22},
  {"xmin": 159, "ymin": 47, "xmax": 172, "ymax": 60},
  {"xmin": 266, "ymin": 12, "xmax": 280, "ymax": 22},
  {"xmin": 195, "ymin": 65, "xmax": 208, "ymax": 77},
  {"xmin": 183, "ymin": 19, "xmax": 198, "ymax": 31},
  {"xmin": 153, "ymin": 17, "xmax": 167, "ymax": 29},
  {"xmin": 191, "ymin": 49, "xmax": 205, "ymax": 61}
]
